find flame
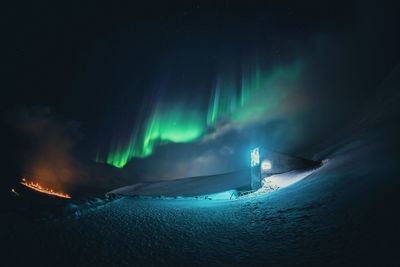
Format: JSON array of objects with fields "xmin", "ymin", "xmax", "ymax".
[{"xmin": 20, "ymin": 178, "xmax": 71, "ymax": 199}]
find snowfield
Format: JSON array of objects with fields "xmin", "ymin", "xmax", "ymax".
[
  {"xmin": 3, "ymin": 130, "xmax": 399, "ymax": 266},
  {"xmin": 109, "ymin": 170, "xmax": 251, "ymax": 197}
]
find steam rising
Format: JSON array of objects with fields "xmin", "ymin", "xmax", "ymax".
[{"xmin": 11, "ymin": 107, "xmax": 87, "ymax": 191}]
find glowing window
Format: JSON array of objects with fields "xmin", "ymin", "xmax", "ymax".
[{"xmin": 261, "ymin": 160, "xmax": 272, "ymax": 171}]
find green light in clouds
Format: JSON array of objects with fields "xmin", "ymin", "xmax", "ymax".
[
  {"xmin": 207, "ymin": 60, "xmax": 303, "ymax": 125},
  {"xmin": 99, "ymin": 59, "xmax": 304, "ymax": 168},
  {"xmin": 105, "ymin": 103, "xmax": 205, "ymax": 168}
]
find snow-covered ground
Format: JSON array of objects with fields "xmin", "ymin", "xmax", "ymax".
[
  {"xmin": 3, "ymin": 71, "xmax": 400, "ymax": 265},
  {"xmin": 3, "ymin": 129, "xmax": 399, "ymax": 266},
  {"xmin": 109, "ymin": 159, "xmax": 321, "ymax": 199},
  {"xmin": 108, "ymin": 169, "xmax": 250, "ymax": 197},
  {"xmin": 254, "ymin": 167, "xmax": 321, "ymax": 195}
]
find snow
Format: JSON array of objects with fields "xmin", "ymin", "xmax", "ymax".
[
  {"xmin": 3, "ymin": 81, "xmax": 400, "ymax": 267},
  {"xmin": 109, "ymin": 170, "xmax": 250, "ymax": 197},
  {"xmin": 108, "ymin": 161, "xmax": 321, "ymax": 199},
  {"xmin": 254, "ymin": 167, "xmax": 320, "ymax": 195},
  {"xmin": 3, "ymin": 135, "xmax": 399, "ymax": 266}
]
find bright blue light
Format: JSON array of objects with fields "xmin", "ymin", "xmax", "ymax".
[
  {"xmin": 251, "ymin": 147, "xmax": 260, "ymax": 167},
  {"xmin": 204, "ymin": 190, "xmax": 238, "ymax": 200}
]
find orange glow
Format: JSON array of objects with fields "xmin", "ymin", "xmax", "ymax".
[{"xmin": 20, "ymin": 178, "xmax": 71, "ymax": 199}]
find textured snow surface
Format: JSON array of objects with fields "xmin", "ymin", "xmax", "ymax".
[{"xmin": 3, "ymin": 136, "xmax": 399, "ymax": 266}]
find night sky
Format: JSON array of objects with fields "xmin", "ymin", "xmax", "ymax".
[{"xmin": 1, "ymin": 1, "xmax": 399, "ymax": 192}]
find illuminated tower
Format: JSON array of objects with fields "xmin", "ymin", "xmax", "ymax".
[{"xmin": 250, "ymin": 147, "xmax": 262, "ymax": 190}]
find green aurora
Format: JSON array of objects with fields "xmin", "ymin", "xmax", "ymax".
[
  {"xmin": 99, "ymin": 60, "xmax": 304, "ymax": 168},
  {"xmin": 104, "ymin": 103, "xmax": 205, "ymax": 168}
]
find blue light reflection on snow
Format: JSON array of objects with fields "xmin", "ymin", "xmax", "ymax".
[{"xmin": 200, "ymin": 190, "xmax": 238, "ymax": 200}]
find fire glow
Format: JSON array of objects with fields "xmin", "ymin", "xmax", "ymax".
[{"xmin": 20, "ymin": 178, "xmax": 71, "ymax": 199}]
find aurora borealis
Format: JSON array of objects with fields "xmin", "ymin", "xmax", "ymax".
[
  {"xmin": 5, "ymin": 2, "xmax": 400, "ymax": 265},
  {"xmin": 99, "ymin": 59, "xmax": 304, "ymax": 168},
  {"xmin": 208, "ymin": 60, "xmax": 303, "ymax": 125},
  {"xmin": 104, "ymin": 103, "xmax": 205, "ymax": 168}
]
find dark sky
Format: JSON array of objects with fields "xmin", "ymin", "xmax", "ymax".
[
  {"xmin": 1, "ymin": 0, "xmax": 400, "ymax": 189},
  {"xmin": 2, "ymin": 1, "xmax": 355, "ymax": 130}
]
